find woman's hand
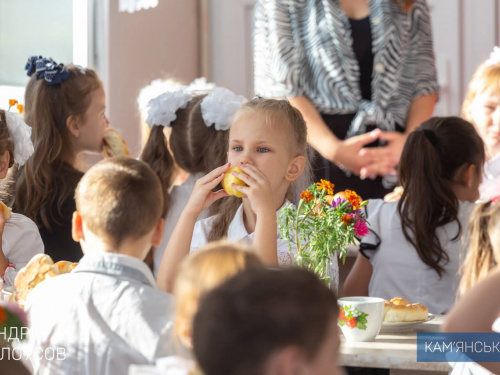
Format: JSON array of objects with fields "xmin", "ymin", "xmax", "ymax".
[
  {"xmin": 232, "ymin": 164, "xmax": 275, "ymax": 216},
  {"xmin": 332, "ymin": 130, "xmax": 382, "ymax": 175},
  {"xmin": 184, "ymin": 163, "xmax": 230, "ymax": 216},
  {"xmin": 358, "ymin": 131, "xmax": 407, "ymax": 179}
]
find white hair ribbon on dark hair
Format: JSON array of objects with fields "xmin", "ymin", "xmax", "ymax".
[
  {"xmin": 146, "ymin": 88, "xmax": 192, "ymax": 128},
  {"xmin": 201, "ymin": 87, "xmax": 247, "ymax": 131},
  {"xmin": 4, "ymin": 112, "xmax": 34, "ymax": 166}
]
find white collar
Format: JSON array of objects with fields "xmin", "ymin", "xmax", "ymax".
[{"xmin": 227, "ymin": 200, "xmax": 292, "ymax": 241}]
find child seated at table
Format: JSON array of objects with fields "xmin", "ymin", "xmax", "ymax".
[
  {"xmin": 129, "ymin": 241, "xmax": 264, "ymax": 375},
  {"xmin": 192, "ymin": 268, "xmax": 343, "ymax": 375},
  {"xmin": 343, "ymin": 117, "xmax": 484, "ymax": 314},
  {"xmin": 0, "ymin": 109, "xmax": 43, "ymax": 286},
  {"xmin": 24, "ymin": 157, "xmax": 175, "ymax": 375}
]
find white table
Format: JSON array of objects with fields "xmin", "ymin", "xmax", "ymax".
[{"xmin": 339, "ymin": 315, "xmax": 451, "ymax": 375}]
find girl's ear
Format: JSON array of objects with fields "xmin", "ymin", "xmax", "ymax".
[
  {"xmin": 66, "ymin": 115, "xmax": 81, "ymax": 138},
  {"xmin": 463, "ymin": 164, "xmax": 478, "ymax": 188},
  {"xmin": 286, "ymin": 156, "xmax": 306, "ymax": 182},
  {"xmin": 0, "ymin": 151, "xmax": 10, "ymax": 179}
]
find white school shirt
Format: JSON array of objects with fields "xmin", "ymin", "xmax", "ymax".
[
  {"xmin": 360, "ymin": 199, "xmax": 474, "ymax": 314},
  {"xmin": 3, "ymin": 213, "xmax": 44, "ymax": 286},
  {"xmin": 154, "ymin": 173, "xmax": 206, "ymax": 278},
  {"xmin": 129, "ymin": 356, "xmax": 196, "ymax": 375},
  {"xmin": 190, "ymin": 201, "xmax": 340, "ymax": 289},
  {"xmin": 23, "ymin": 251, "xmax": 175, "ymax": 375}
]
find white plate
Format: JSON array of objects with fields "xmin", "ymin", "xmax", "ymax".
[{"xmin": 379, "ymin": 313, "xmax": 435, "ymax": 333}]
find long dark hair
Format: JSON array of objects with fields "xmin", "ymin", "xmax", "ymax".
[
  {"xmin": 398, "ymin": 116, "xmax": 484, "ymax": 277},
  {"xmin": 15, "ymin": 66, "xmax": 102, "ymax": 229}
]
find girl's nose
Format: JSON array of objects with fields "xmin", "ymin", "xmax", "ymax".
[{"xmin": 239, "ymin": 158, "xmax": 254, "ymax": 166}]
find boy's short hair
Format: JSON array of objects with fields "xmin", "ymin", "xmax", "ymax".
[
  {"xmin": 192, "ymin": 268, "xmax": 338, "ymax": 375},
  {"xmin": 75, "ymin": 156, "xmax": 164, "ymax": 248}
]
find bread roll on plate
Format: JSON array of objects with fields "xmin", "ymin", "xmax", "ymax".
[{"xmin": 383, "ymin": 298, "xmax": 429, "ymax": 322}]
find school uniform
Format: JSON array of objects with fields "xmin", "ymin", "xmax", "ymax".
[{"xmin": 360, "ymin": 199, "xmax": 474, "ymax": 314}]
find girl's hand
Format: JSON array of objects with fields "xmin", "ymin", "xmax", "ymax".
[
  {"xmin": 185, "ymin": 163, "xmax": 230, "ymax": 216},
  {"xmin": 232, "ymin": 164, "xmax": 274, "ymax": 216}
]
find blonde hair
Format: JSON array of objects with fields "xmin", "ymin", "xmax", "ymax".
[
  {"xmin": 462, "ymin": 61, "xmax": 500, "ymax": 122},
  {"xmin": 173, "ymin": 241, "xmax": 264, "ymax": 338},
  {"xmin": 207, "ymin": 98, "xmax": 308, "ymax": 241},
  {"xmin": 75, "ymin": 157, "xmax": 164, "ymax": 248},
  {"xmin": 15, "ymin": 65, "xmax": 102, "ymax": 229},
  {"xmin": 458, "ymin": 201, "xmax": 500, "ymax": 296}
]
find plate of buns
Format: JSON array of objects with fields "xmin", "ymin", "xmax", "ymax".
[{"xmin": 380, "ymin": 297, "xmax": 434, "ymax": 333}]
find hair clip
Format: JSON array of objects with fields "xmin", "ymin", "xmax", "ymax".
[
  {"xmin": 422, "ymin": 128, "xmax": 438, "ymax": 147},
  {"xmin": 201, "ymin": 87, "xmax": 247, "ymax": 131},
  {"xmin": 25, "ymin": 55, "xmax": 41, "ymax": 77}
]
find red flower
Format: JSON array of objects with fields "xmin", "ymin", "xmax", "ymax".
[
  {"xmin": 0, "ymin": 307, "xmax": 6, "ymax": 324},
  {"xmin": 346, "ymin": 317, "xmax": 357, "ymax": 329},
  {"xmin": 354, "ymin": 218, "xmax": 369, "ymax": 237},
  {"xmin": 341, "ymin": 214, "xmax": 353, "ymax": 227},
  {"xmin": 339, "ymin": 310, "xmax": 345, "ymax": 321},
  {"xmin": 300, "ymin": 190, "xmax": 313, "ymax": 203}
]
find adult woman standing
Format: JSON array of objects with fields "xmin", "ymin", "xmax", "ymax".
[{"xmin": 254, "ymin": 0, "xmax": 438, "ymax": 198}]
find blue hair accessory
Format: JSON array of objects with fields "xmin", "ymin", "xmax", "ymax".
[
  {"xmin": 25, "ymin": 56, "xmax": 41, "ymax": 77},
  {"xmin": 43, "ymin": 62, "xmax": 71, "ymax": 86}
]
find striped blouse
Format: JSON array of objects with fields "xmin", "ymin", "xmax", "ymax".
[{"xmin": 253, "ymin": 0, "xmax": 439, "ymax": 137}]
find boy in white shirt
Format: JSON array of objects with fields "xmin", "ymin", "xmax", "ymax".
[{"xmin": 24, "ymin": 157, "xmax": 174, "ymax": 375}]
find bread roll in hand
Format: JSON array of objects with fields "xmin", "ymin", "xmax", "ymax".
[{"xmin": 102, "ymin": 128, "xmax": 131, "ymax": 158}]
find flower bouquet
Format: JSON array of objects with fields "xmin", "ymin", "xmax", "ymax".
[{"xmin": 278, "ymin": 179, "xmax": 369, "ymax": 286}]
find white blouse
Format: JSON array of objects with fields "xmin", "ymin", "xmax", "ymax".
[
  {"xmin": 2, "ymin": 213, "xmax": 44, "ymax": 286},
  {"xmin": 191, "ymin": 201, "xmax": 340, "ymax": 290},
  {"xmin": 154, "ymin": 173, "xmax": 206, "ymax": 278},
  {"xmin": 361, "ymin": 199, "xmax": 474, "ymax": 314}
]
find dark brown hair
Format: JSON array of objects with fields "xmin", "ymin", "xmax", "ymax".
[
  {"xmin": 193, "ymin": 268, "xmax": 338, "ymax": 375},
  {"xmin": 398, "ymin": 117, "xmax": 484, "ymax": 277},
  {"xmin": 140, "ymin": 94, "xmax": 228, "ymax": 218},
  {"xmin": 207, "ymin": 98, "xmax": 308, "ymax": 241},
  {"xmin": 75, "ymin": 157, "xmax": 164, "ymax": 249},
  {"xmin": 14, "ymin": 65, "xmax": 102, "ymax": 229}
]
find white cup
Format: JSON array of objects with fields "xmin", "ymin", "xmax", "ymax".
[{"xmin": 338, "ymin": 297, "xmax": 385, "ymax": 342}]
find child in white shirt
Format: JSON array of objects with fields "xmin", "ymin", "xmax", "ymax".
[
  {"xmin": 157, "ymin": 98, "xmax": 309, "ymax": 292},
  {"xmin": 24, "ymin": 157, "xmax": 175, "ymax": 375},
  {"xmin": 140, "ymin": 79, "xmax": 246, "ymax": 277},
  {"xmin": 0, "ymin": 109, "xmax": 43, "ymax": 286},
  {"xmin": 344, "ymin": 117, "xmax": 485, "ymax": 314}
]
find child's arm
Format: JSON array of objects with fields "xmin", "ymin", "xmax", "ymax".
[
  {"xmin": 233, "ymin": 164, "xmax": 278, "ymax": 266},
  {"xmin": 0, "ymin": 211, "xmax": 8, "ymax": 280},
  {"xmin": 442, "ymin": 266, "xmax": 500, "ymax": 374},
  {"xmin": 157, "ymin": 164, "xmax": 230, "ymax": 293},
  {"xmin": 342, "ymin": 253, "xmax": 372, "ymax": 297},
  {"xmin": 443, "ymin": 265, "xmax": 500, "ymax": 333}
]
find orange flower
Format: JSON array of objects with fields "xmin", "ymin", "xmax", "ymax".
[
  {"xmin": 316, "ymin": 179, "xmax": 335, "ymax": 195},
  {"xmin": 8, "ymin": 99, "xmax": 18, "ymax": 107},
  {"xmin": 345, "ymin": 190, "xmax": 362, "ymax": 211},
  {"xmin": 0, "ymin": 306, "xmax": 6, "ymax": 324},
  {"xmin": 341, "ymin": 214, "xmax": 353, "ymax": 226},
  {"xmin": 300, "ymin": 190, "xmax": 313, "ymax": 203},
  {"xmin": 17, "ymin": 104, "xmax": 24, "ymax": 114}
]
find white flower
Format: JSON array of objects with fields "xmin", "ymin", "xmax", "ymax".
[
  {"xmin": 486, "ymin": 46, "xmax": 500, "ymax": 66},
  {"xmin": 201, "ymin": 87, "xmax": 247, "ymax": 131},
  {"xmin": 4, "ymin": 112, "xmax": 34, "ymax": 166},
  {"xmin": 187, "ymin": 77, "xmax": 216, "ymax": 93},
  {"xmin": 146, "ymin": 88, "xmax": 192, "ymax": 128}
]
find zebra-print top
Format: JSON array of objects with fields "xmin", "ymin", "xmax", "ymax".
[{"xmin": 253, "ymin": 0, "xmax": 439, "ymax": 137}]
